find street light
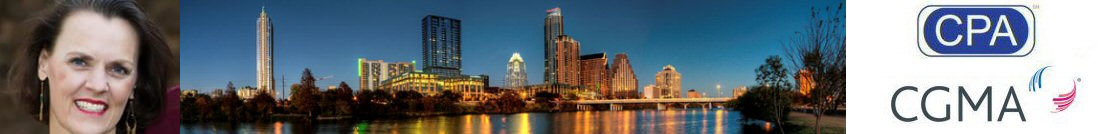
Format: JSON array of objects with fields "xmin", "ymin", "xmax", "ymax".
[{"xmin": 716, "ymin": 84, "xmax": 722, "ymax": 98}]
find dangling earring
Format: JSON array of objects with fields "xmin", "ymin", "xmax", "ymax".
[
  {"xmin": 127, "ymin": 98, "xmax": 136, "ymax": 134},
  {"xmin": 38, "ymin": 79, "xmax": 45, "ymax": 121}
]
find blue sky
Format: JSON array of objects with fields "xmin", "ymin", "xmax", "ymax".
[{"xmin": 182, "ymin": 0, "xmax": 843, "ymax": 99}]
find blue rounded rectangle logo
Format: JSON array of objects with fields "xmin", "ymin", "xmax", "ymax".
[{"xmin": 917, "ymin": 5, "xmax": 1035, "ymax": 57}]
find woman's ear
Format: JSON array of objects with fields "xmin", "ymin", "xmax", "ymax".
[{"xmin": 37, "ymin": 50, "xmax": 49, "ymax": 81}]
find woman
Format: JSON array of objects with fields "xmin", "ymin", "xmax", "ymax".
[{"xmin": 6, "ymin": 0, "xmax": 176, "ymax": 133}]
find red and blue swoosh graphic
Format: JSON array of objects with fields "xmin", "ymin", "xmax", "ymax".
[
  {"xmin": 1031, "ymin": 66, "xmax": 1079, "ymax": 113},
  {"xmin": 1052, "ymin": 79, "xmax": 1077, "ymax": 113}
]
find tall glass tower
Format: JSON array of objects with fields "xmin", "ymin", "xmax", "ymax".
[
  {"xmin": 256, "ymin": 6, "xmax": 275, "ymax": 97},
  {"xmin": 422, "ymin": 15, "xmax": 462, "ymax": 77},
  {"xmin": 544, "ymin": 7, "xmax": 565, "ymax": 83}
]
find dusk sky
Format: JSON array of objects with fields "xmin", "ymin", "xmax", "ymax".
[{"xmin": 182, "ymin": 0, "xmax": 843, "ymax": 99}]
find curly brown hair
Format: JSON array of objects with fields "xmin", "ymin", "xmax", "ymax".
[{"xmin": 5, "ymin": 0, "xmax": 176, "ymax": 133}]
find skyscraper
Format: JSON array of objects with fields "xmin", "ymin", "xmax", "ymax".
[
  {"xmin": 610, "ymin": 53, "xmax": 638, "ymax": 99},
  {"xmin": 544, "ymin": 7, "xmax": 565, "ymax": 83},
  {"xmin": 580, "ymin": 53, "xmax": 609, "ymax": 97},
  {"xmin": 422, "ymin": 15, "xmax": 462, "ymax": 77},
  {"xmin": 655, "ymin": 65, "xmax": 682, "ymax": 98},
  {"xmin": 256, "ymin": 6, "xmax": 276, "ymax": 97},
  {"xmin": 555, "ymin": 35, "xmax": 580, "ymax": 85},
  {"xmin": 359, "ymin": 59, "xmax": 382, "ymax": 91},
  {"xmin": 506, "ymin": 52, "xmax": 528, "ymax": 89}
]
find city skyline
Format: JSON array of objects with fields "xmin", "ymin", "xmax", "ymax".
[{"xmin": 181, "ymin": 0, "xmax": 841, "ymax": 98}]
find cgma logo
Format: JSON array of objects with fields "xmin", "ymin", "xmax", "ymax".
[
  {"xmin": 917, "ymin": 5, "xmax": 1036, "ymax": 57},
  {"xmin": 1029, "ymin": 66, "xmax": 1080, "ymax": 113}
]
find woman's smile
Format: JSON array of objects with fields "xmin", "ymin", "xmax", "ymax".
[{"xmin": 74, "ymin": 98, "xmax": 108, "ymax": 116}]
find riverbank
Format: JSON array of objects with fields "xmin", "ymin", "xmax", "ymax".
[{"xmin": 786, "ymin": 111, "xmax": 846, "ymax": 134}]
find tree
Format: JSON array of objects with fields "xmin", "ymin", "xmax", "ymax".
[
  {"xmin": 248, "ymin": 90, "xmax": 277, "ymax": 119},
  {"xmin": 433, "ymin": 90, "xmax": 463, "ymax": 113},
  {"xmin": 333, "ymin": 82, "xmax": 355, "ymax": 115},
  {"xmin": 355, "ymin": 89, "xmax": 393, "ymax": 117},
  {"xmin": 193, "ymin": 94, "xmax": 214, "ymax": 121},
  {"xmin": 393, "ymin": 90, "xmax": 423, "ymax": 113},
  {"xmin": 219, "ymin": 81, "xmax": 242, "ymax": 121},
  {"xmin": 532, "ymin": 91, "xmax": 561, "ymax": 112},
  {"xmin": 756, "ymin": 56, "xmax": 790, "ymax": 89},
  {"xmin": 483, "ymin": 90, "xmax": 525, "ymax": 113},
  {"xmin": 318, "ymin": 82, "xmax": 355, "ymax": 116},
  {"xmin": 181, "ymin": 93, "xmax": 197, "ymax": 122},
  {"xmin": 291, "ymin": 68, "xmax": 320, "ymax": 117},
  {"xmin": 734, "ymin": 55, "xmax": 793, "ymax": 133},
  {"xmin": 782, "ymin": 2, "xmax": 846, "ymax": 134}
]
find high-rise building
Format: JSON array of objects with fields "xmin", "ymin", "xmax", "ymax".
[
  {"xmin": 580, "ymin": 53, "xmax": 610, "ymax": 97},
  {"xmin": 610, "ymin": 53, "xmax": 638, "ymax": 99},
  {"xmin": 544, "ymin": 7, "xmax": 565, "ymax": 83},
  {"xmin": 422, "ymin": 15, "xmax": 462, "ymax": 77},
  {"xmin": 506, "ymin": 52, "xmax": 528, "ymax": 89},
  {"xmin": 389, "ymin": 62, "xmax": 416, "ymax": 77},
  {"xmin": 256, "ymin": 6, "xmax": 276, "ymax": 97},
  {"xmin": 360, "ymin": 59, "xmax": 383, "ymax": 91},
  {"xmin": 655, "ymin": 65, "xmax": 682, "ymax": 98},
  {"xmin": 555, "ymin": 35, "xmax": 580, "ymax": 85},
  {"xmin": 358, "ymin": 59, "xmax": 415, "ymax": 91}
]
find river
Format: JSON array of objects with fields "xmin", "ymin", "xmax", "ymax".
[{"xmin": 181, "ymin": 108, "xmax": 768, "ymax": 134}]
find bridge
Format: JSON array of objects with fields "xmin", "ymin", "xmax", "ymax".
[{"xmin": 572, "ymin": 98, "xmax": 733, "ymax": 110}]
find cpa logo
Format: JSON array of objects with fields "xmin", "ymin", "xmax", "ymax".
[
  {"xmin": 917, "ymin": 5, "xmax": 1036, "ymax": 57},
  {"xmin": 1029, "ymin": 66, "xmax": 1080, "ymax": 113}
]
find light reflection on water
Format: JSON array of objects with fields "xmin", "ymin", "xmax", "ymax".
[{"xmin": 181, "ymin": 108, "xmax": 748, "ymax": 134}]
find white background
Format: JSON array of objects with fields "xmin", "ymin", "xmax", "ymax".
[{"xmin": 848, "ymin": 0, "xmax": 1100, "ymax": 133}]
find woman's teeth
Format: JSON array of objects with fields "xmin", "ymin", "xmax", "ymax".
[{"xmin": 75, "ymin": 101, "xmax": 105, "ymax": 112}]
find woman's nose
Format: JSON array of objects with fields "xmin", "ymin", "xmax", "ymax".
[{"xmin": 83, "ymin": 69, "xmax": 110, "ymax": 92}]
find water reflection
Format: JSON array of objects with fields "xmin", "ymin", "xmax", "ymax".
[{"xmin": 182, "ymin": 108, "xmax": 748, "ymax": 134}]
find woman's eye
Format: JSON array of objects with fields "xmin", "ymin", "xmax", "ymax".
[
  {"xmin": 69, "ymin": 58, "xmax": 87, "ymax": 67},
  {"xmin": 110, "ymin": 66, "xmax": 131, "ymax": 76}
]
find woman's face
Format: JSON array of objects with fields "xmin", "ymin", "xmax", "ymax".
[{"xmin": 38, "ymin": 10, "xmax": 139, "ymax": 134}]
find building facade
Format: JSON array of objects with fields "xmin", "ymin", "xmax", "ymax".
[
  {"xmin": 579, "ymin": 53, "xmax": 609, "ymax": 97},
  {"xmin": 506, "ymin": 52, "xmax": 528, "ymax": 89},
  {"xmin": 422, "ymin": 15, "xmax": 463, "ymax": 77},
  {"xmin": 643, "ymin": 84, "xmax": 656, "ymax": 99},
  {"xmin": 359, "ymin": 59, "xmax": 415, "ymax": 91},
  {"xmin": 238, "ymin": 86, "xmax": 259, "ymax": 100},
  {"xmin": 687, "ymin": 89, "xmax": 702, "ymax": 98},
  {"xmin": 610, "ymin": 53, "xmax": 638, "ymax": 99},
  {"xmin": 544, "ymin": 7, "xmax": 565, "ymax": 84},
  {"xmin": 655, "ymin": 65, "xmax": 682, "ymax": 98},
  {"xmin": 520, "ymin": 83, "xmax": 587, "ymax": 99},
  {"xmin": 379, "ymin": 71, "xmax": 488, "ymax": 101},
  {"xmin": 554, "ymin": 35, "xmax": 581, "ymax": 86},
  {"xmin": 256, "ymin": 6, "xmax": 276, "ymax": 97}
]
